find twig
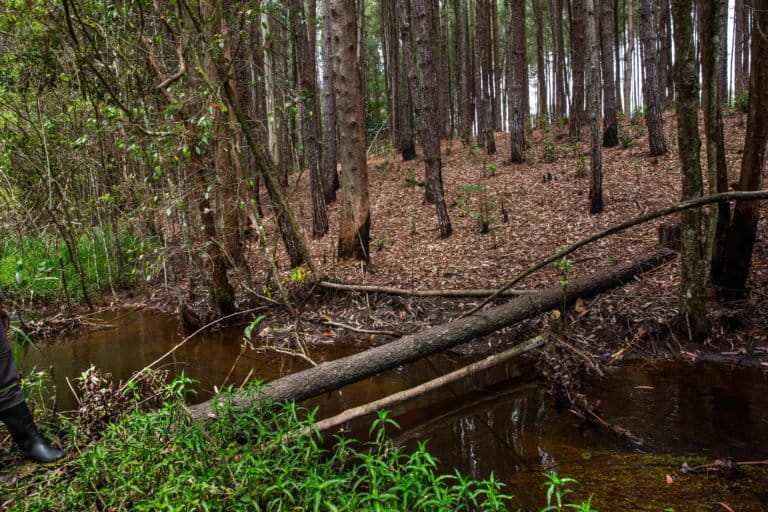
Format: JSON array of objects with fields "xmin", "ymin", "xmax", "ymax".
[{"xmin": 320, "ymin": 315, "xmax": 402, "ymax": 337}]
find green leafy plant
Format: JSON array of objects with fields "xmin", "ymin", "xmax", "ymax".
[
  {"xmin": 457, "ymin": 184, "xmax": 499, "ymax": 234},
  {"xmin": 542, "ymin": 141, "xmax": 558, "ymax": 163},
  {"xmin": 539, "ymin": 473, "xmax": 597, "ymax": 512},
  {"xmin": 574, "ymin": 156, "xmax": 587, "ymax": 178},
  {"xmin": 554, "ymin": 256, "xmax": 574, "ymax": 288},
  {"xmin": 289, "ymin": 265, "xmax": 308, "ymax": 284},
  {"xmin": 243, "ymin": 315, "xmax": 265, "ymax": 341},
  {"xmin": 403, "ymin": 166, "xmax": 418, "ymax": 188}
]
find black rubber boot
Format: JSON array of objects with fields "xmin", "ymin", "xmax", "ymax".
[{"xmin": 0, "ymin": 402, "xmax": 65, "ymax": 463}]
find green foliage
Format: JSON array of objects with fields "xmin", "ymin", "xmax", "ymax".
[
  {"xmin": 574, "ymin": 156, "xmax": 587, "ymax": 178},
  {"xmin": 542, "ymin": 141, "xmax": 558, "ymax": 163},
  {"xmin": 553, "ymin": 257, "xmax": 574, "ymax": 288},
  {"xmin": 618, "ymin": 129, "xmax": 635, "ymax": 148},
  {"xmin": 732, "ymin": 91, "xmax": 749, "ymax": 114},
  {"xmin": 539, "ymin": 473, "xmax": 597, "ymax": 512},
  {"xmin": 7, "ymin": 383, "xmax": 511, "ymax": 512},
  {"xmin": 289, "ymin": 265, "xmax": 308, "ymax": 284},
  {"xmin": 457, "ymin": 184, "xmax": 498, "ymax": 234},
  {"xmin": 404, "ymin": 166, "xmax": 418, "ymax": 188},
  {"xmin": 0, "ymin": 232, "xmax": 155, "ymax": 303},
  {"xmin": 243, "ymin": 315, "xmax": 265, "ymax": 341}
]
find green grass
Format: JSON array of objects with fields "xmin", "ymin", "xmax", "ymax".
[
  {"xmin": 5, "ymin": 379, "xmax": 511, "ymax": 512},
  {"xmin": 0, "ymin": 231, "xmax": 155, "ymax": 304}
]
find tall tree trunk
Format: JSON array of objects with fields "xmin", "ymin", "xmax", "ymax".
[
  {"xmin": 713, "ymin": 0, "xmax": 768, "ymax": 301},
  {"xmin": 569, "ymin": 0, "xmax": 586, "ymax": 140},
  {"xmin": 456, "ymin": 0, "xmax": 473, "ymax": 143},
  {"xmin": 639, "ymin": 0, "xmax": 668, "ymax": 155},
  {"xmin": 658, "ymin": 0, "xmax": 674, "ymax": 105},
  {"xmin": 398, "ymin": 0, "xmax": 453, "ymax": 237},
  {"xmin": 508, "ymin": 0, "xmax": 527, "ymax": 163},
  {"xmin": 718, "ymin": 0, "xmax": 728, "ymax": 102},
  {"xmin": 551, "ymin": 0, "xmax": 568, "ymax": 118},
  {"xmin": 672, "ymin": 0, "xmax": 709, "ymax": 340},
  {"xmin": 613, "ymin": 0, "xmax": 623, "ymax": 112},
  {"xmin": 492, "ymin": 0, "xmax": 503, "ymax": 132},
  {"xmin": 586, "ymin": 0, "xmax": 603, "ymax": 213},
  {"xmin": 331, "ymin": 0, "xmax": 371, "ymax": 260},
  {"xmin": 601, "ymin": 0, "xmax": 619, "ymax": 147},
  {"xmin": 699, "ymin": 0, "xmax": 730, "ymax": 292},
  {"xmin": 733, "ymin": 0, "xmax": 745, "ymax": 97},
  {"xmin": 624, "ymin": 0, "xmax": 634, "ymax": 113},
  {"xmin": 321, "ymin": 0, "xmax": 340, "ymax": 202},
  {"xmin": 535, "ymin": 0, "xmax": 549, "ymax": 125},
  {"xmin": 476, "ymin": 0, "xmax": 496, "ymax": 154},
  {"xmin": 292, "ymin": 0, "xmax": 329, "ymax": 238}
]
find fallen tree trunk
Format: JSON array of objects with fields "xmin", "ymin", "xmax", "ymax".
[
  {"xmin": 313, "ymin": 335, "xmax": 546, "ymax": 433},
  {"xmin": 318, "ymin": 281, "xmax": 530, "ymax": 297},
  {"xmin": 189, "ymin": 248, "xmax": 675, "ymax": 420}
]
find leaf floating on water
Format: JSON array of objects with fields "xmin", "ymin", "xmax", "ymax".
[
  {"xmin": 634, "ymin": 385, "xmax": 654, "ymax": 390},
  {"xmin": 665, "ymin": 474, "xmax": 674, "ymax": 485},
  {"xmin": 718, "ymin": 502, "xmax": 735, "ymax": 512}
]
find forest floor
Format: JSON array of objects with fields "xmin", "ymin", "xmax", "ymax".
[{"xmin": 273, "ymin": 109, "xmax": 768, "ymax": 369}]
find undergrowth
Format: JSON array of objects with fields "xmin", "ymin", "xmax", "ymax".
[
  {"xmin": 3, "ymin": 377, "xmax": 511, "ymax": 512},
  {"xmin": 0, "ymin": 231, "xmax": 155, "ymax": 304}
]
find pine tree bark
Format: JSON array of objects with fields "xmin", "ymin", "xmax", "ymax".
[
  {"xmin": 613, "ymin": 0, "xmax": 622, "ymax": 113},
  {"xmin": 658, "ymin": 0, "xmax": 674, "ymax": 105},
  {"xmin": 699, "ymin": 0, "xmax": 730, "ymax": 292},
  {"xmin": 491, "ymin": 0, "xmax": 503, "ymax": 131},
  {"xmin": 569, "ymin": 0, "xmax": 586, "ymax": 140},
  {"xmin": 600, "ymin": 0, "xmax": 619, "ymax": 147},
  {"xmin": 671, "ymin": 0, "xmax": 709, "ymax": 340},
  {"xmin": 398, "ymin": 0, "xmax": 453, "ymax": 237},
  {"xmin": 639, "ymin": 0, "xmax": 667, "ymax": 155},
  {"xmin": 321, "ymin": 0, "xmax": 340, "ymax": 203},
  {"xmin": 456, "ymin": 0, "xmax": 473, "ymax": 143},
  {"xmin": 291, "ymin": 0, "xmax": 328, "ymax": 238},
  {"xmin": 712, "ymin": 0, "xmax": 768, "ymax": 301},
  {"xmin": 508, "ymin": 0, "xmax": 527, "ymax": 163},
  {"xmin": 534, "ymin": 0, "xmax": 549, "ymax": 125},
  {"xmin": 624, "ymin": 0, "xmax": 634, "ymax": 113},
  {"xmin": 586, "ymin": 0, "xmax": 603, "ymax": 213},
  {"xmin": 551, "ymin": 0, "xmax": 568, "ymax": 118},
  {"xmin": 476, "ymin": 0, "xmax": 496, "ymax": 154},
  {"xmin": 733, "ymin": 0, "xmax": 745, "ymax": 97},
  {"xmin": 718, "ymin": 0, "xmax": 728, "ymax": 102},
  {"xmin": 331, "ymin": 0, "xmax": 371, "ymax": 260}
]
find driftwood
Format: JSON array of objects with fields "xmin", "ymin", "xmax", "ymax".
[
  {"xmin": 188, "ymin": 248, "xmax": 676, "ymax": 420},
  {"xmin": 313, "ymin": 335, "xmax": 547, "ymax": 433},
  {"xmin": 318, "ymin": 281, "xmax": 530, "ymax": 297}
]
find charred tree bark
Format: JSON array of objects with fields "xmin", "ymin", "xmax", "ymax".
[
  {"xmin": 601, "ymin": 0, "xmax": 619, "ymax": 147},
  {"xmin": 672, "ymin": 0, "xmax": 709, "ymax": 340},
  {"xmin": 508, "ymin": 0, "xmax": 527, "ymax": 163},
  {"xmin": 712, "ymin": 0, "xmax": 768, "ymax": 301},
  {"xmin": 292, "ymin": 0, "xmax": 329, "ymax": 238},
  {"xmin": 189, "ymin": 249, "xmax": 676, "ymax": 418},
  {"xmin": 331, "ymin": 0, "xmax": 371, "ymax": 260},
  {"xmin": 586, "ymin": 0, "xmax": 604, "ymax": 213},
  {"xmin": 639, "ymin": 0, "xmax": 668, "ymax": 155}
]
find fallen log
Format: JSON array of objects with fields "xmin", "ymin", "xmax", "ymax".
[
  {"xmin": 188, "ymin": 248, "xmax": 676, "ymax": 420},
  {"xmin": 313, "ymin": 335, "xmax": 547, "ymax": 433},
  {"xmin": 318, "ymin": 281, "xmax": 530, "ymax": 297}
]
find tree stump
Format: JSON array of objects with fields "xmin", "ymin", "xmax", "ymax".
[{"xmin": 658, "ymin": 221, "xmax": 680, "ymax": 251}]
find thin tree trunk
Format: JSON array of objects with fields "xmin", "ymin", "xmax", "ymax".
[
  {"xmin": 398, "ymin": 0, "xmax": 453, "ymax": 237},
  {"xmin": 586, "ymin": 0, "xmax": 603, "ymax": 213},
  {"xmin": 535, "ymin": 0, "xmax": 549, "ymax": 125},
  {"xmin": 624, "ymin": 0, "xmax": 634, "ymax": 113},
  {"xmin": 569, "ymin": 0, "xmax": 586, "ymax": 140},
  {"xmin": 718, "ymin": 0, "xmax": 728, "ymax": 102},
  {"xmin": 331, "ymin": 0, "xmax": 371, "ymax": 260},
  {"xmin": 614, "ymin": 0, "xmax": 623, "ymax": 112},
  {"xmin": 476, "ymin": 0, "xmax": 496, "ymax": 154},
  {"xmin": 292, "ymin": 0, "xmax": 329, "ymax": 238},
  {"xmin": 699, "ymin": 0, "xmax": 730, "ymax": 293},
  {"xmin": 492, "ymin": 0, "xmax": 503, "ymax": 132},
  {"xmin": 639, "ymin": 0, "xmax": 667, "ymax": 155},
  {"xmin": 508, "ymin": 0, "xmax": 527, "ymax": 163},
  {"xmin": 456, "ymin": 0, "xmax": 473, "ymax": 143},
  {"xmin": 552, "ymin": 0, "xmax": 568, "ymax": 118},
  {"xmin": 321, "ymin": 1, "xmax": 340, "ymax": 204},
  {"xmin": 733, "ymin": 0, "xmax": 745, "ymax": 97},
  {"xmin": 672, "ymin": 0, "xmax": 709, "ymax": 340},
  {"xmin": 658, "ymin": 0, "xmax": 674, "ymax": 105},
  {"xmin": 601, "ymin": 0, "xmax": 619, "ymax": 147},
  {"xmin": 714, "ymin": 0, "xmax": 768, "ymax": 301}
]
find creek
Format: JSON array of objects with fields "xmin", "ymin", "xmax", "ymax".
[{"xmin": 18, "ymin": 309, "xmax": 768, "ymax": 510}]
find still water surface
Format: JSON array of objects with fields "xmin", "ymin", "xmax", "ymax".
[{"xmin": 19, "ymin": 309, "xmax": 768, "ymax": 509}]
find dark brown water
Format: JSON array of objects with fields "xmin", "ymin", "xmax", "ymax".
[{"xmin": 18, "ymin": 309, "xmax": 768, "ymax": 510}]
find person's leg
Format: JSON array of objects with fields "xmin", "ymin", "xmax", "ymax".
[{"xmin": 0, "ymin": 329, "xmax": 64, "ymax": 463}]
